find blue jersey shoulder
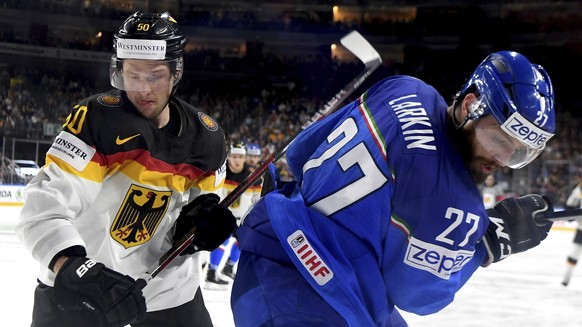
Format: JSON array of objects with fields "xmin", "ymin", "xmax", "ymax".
[{"xmin": 369, "ymin": 76, "xmax": 486, "ymax": 244}]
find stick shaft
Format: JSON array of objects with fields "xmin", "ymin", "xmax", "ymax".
[
  {"xmin": 221, "ymin": 59, "xmax": 381, "ymax": 208},
  {"xmin": 139, "ymin": 31, "xmax": 381, "ymax": 286},
  {"xmin": 222, "ymin": 31, "xmax": 382, "ymax": 208},
  {"xmin": 537, "ymin": 208, "xmax": 582, "ymax": 222}
]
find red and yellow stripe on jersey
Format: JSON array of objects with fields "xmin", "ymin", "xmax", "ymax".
[{"xmin": 18, "ymin": 89, "xmax": 227, "ymax": 312}]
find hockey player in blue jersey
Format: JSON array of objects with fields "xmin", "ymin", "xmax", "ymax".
[{"xmin": 231, "ymin": 51, "xmax": 556, "ymax": 326}]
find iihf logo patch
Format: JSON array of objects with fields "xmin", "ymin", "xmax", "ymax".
[
  {"xmin": 97, "ymin": 94, "xmax": 123, "ymax": 107},
  {"xmin": 198, "ymin": 112, "xmax": 218, "ymax": 131},
  {"xmin": 287, "ymin": 230, "xmax": 333, "ymax": 285}
]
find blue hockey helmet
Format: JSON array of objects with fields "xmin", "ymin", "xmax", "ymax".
[
  {"xmin": 246, "ymin": 143, "xmax": 261, "ymax": 156},
  {"xmin": 457, "ymin": 51, "xmax": 555, "ymax": 168}
]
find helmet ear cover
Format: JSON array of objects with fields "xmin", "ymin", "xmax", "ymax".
[{"xmin": 468, "ymin": 96, "xmax": 486, "ymax": 120}]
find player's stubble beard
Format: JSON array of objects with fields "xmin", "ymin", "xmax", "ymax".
[
  {"xmin": 447, "ymin": 118, "xmax": 490, "ymax": 185},
  {"xmin": 126, "ymin": 89, "xmax": 172, "ymax": 128}
]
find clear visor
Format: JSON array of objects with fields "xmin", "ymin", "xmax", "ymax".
[
  {"xmin": 474, "ymin": 115, "xmax": 544, "ymax": 169},
  {"xmin": 109, "ymin": 57, "xmax": 183, "ymax": 92}
]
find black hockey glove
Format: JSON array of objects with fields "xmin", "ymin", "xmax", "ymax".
[
  {"xmin": 53, "ymin": 256, "xmax": 146, "ymax": 327},
  {"xmin": 481, "ymin": 194, "xmax": 553, "ymax": 267},
  {"xmin": 173, "ymin": 193, "xmax": 236, "ymax": 255}
]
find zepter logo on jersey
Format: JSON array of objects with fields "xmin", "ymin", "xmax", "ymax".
[
  {"xmin": 404, "ymin": 236, "xmax": 474, "ymax": 279},
  {"xmin": 111, "ymin": 184, "xmax": 172, "ymax": 248}
]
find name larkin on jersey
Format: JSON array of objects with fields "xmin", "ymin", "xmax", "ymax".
[
  {"xmin": 389, "ymin": 94, "xmax": 437, "ymax": 151},
  {"xmin": 53, "ymin": 137, "xmax": 90, "ymax": 160}
]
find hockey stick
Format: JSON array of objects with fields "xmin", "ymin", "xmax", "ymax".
[
  {"xmin": 218, "ymin": 31, "xmax": 382, "ymax": 211},
  {"xmin": 137, "ymin": 31, "xmax": 382, "ymax": 286},
  {"xmin": 536, "ymin": 208, "xmax": 582, "ymax": 222}
]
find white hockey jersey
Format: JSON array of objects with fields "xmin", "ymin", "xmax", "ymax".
[{"xmin": 16, "ymin": 89, "xmax": 227, "ymax": 311}]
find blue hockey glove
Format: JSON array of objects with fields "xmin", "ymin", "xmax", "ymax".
[
  {"xmin": 173, "ymin": 193, "xmax": 236, "ymax": 254},
  {"xmin": 482, "ymin": 194, "xmax": 553, "ymax": 266}
]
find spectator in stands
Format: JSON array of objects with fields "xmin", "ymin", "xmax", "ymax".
[{"xmin": 480, "ymin": 174, "xmax": 505, "ymax": 209}]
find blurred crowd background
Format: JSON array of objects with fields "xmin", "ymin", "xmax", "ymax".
[{"xmin": 1, "ymin": 0, "xmax": 582, "ymax": 208}]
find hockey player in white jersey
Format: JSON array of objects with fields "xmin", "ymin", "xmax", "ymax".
[
  {"xmin": 16, "ymin": 11, "xmax": 236, "ymax": 327},
  {"xmin": 205, "ymin": 141, "xmax": 262, "ymax": 289}
]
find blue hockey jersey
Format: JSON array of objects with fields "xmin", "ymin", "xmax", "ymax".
[{"xmin": 243, "ymin": 76, "xmax": 490, "ymax": 325}]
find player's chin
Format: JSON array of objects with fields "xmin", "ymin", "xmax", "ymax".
[
  {"xmin": 468, "ymin": 163, "xmax": 491, "ymax": 185},
  {"xmin": 138, "ymin": 105, "xmax": 161, "ymax": 119}
]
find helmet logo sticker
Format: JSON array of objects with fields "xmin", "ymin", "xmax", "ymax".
[
  {"xmin": 116, "ymin": 38, "xmax": 167, "ymax": 60},
  {"xmin": 198, "ymin": 112, "xmax": 218, "ymax": 131},
  {"xmin": 501, "ymin": 112, "xmax": 554, "ymax": 149}
]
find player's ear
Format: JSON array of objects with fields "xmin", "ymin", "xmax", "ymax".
[{"xmin": 461, "ymin": 93, "xmax": 479, "ymax": 119}]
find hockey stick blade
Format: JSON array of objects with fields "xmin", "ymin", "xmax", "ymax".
[
  {"xmin": 340, "ymin": 31, "xmax": 382, "ymax": 68},
  {"xmin": 224, "ymin": 31, "xmax": 381, "ymax": 206},
  {"xmin": 139, "ymin": 31, "xmax": 382, "ymax": 287},
  {"xmin": 536, "ymin": 208, "xmax": 582, "ymax": 222},
  {"xmin": 301, "ymin": 31, "xmax": 381, "ymax": 130}
]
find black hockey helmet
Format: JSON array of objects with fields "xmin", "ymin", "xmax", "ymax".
[
  {"xmin": 114, "ymin": 11, "xmax": 185, "ymax": 60},
  {"xmin": 110, "ymin": 11, "xmax": 186, "ymax": 92}
]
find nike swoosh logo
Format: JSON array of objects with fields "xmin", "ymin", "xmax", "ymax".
[{"xmin": 116, "ymin": 133, "xmax": 141, "ymax": 145}]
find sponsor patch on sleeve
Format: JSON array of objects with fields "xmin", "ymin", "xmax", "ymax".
[
  {"xmin": 47, "ymin": 131, "xmax": 96, "ymax": 172},
  {"xmin": 287, "ymin": 230, "xmax": 333, "ymax": 286},
  {"xmin": 404, "ymin": 236, "xmax": 474, "ymax": 280}
]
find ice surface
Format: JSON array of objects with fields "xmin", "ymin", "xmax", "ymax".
[{"xmin": 2, "ymin": 206, "xmax": 581, "ymax": 326}]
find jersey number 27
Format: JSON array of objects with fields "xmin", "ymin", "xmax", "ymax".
[{"xmin": 302, "ymin": 117, "xmax": 388, "ymax": 215}]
